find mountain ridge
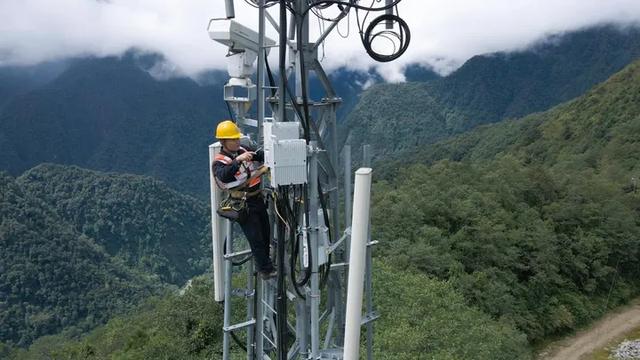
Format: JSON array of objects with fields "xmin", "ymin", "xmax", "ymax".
[{"xmin": 345, "ymin": 24, "xmax": 640, "ymax": 161}]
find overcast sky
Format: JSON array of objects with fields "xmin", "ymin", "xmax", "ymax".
[{"xmin": 1, "ymin": 0, "xmax": 640, "ymax": 81}]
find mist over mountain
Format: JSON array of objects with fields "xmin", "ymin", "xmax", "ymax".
[
  {"xmin": 0, "ymin": 52, "xmax": 401, "ymax": 197},
  {"xmin": 345, "ymin": 25, "xmax": 640, "ymax": 160},
  {"xmin": 2, "ymin": 26, "xmax": 632, "ymax": 197},
  {"xmin": 0, "ymin": 53, "xmax": 225, "ymax": 197}
]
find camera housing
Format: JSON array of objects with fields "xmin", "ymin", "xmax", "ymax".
[{"xmin": 208, "ymin": 19, "xmax": 275, "ymax": 55}]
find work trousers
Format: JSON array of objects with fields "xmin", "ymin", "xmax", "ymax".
[{"xmin": 239, "ymin": 196, "xmax": 274, "ymax": 273}]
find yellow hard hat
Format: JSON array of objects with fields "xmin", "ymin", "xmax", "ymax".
[{"xmin": 216, "ymin": 120, "xmax": 242, "ymax": 139}]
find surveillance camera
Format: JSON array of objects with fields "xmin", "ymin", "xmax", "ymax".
[{"xmin": 208, "ymin": 19, "xmax": 275, "ymax": 54}]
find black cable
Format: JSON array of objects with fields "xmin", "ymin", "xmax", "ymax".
[
  {"xmin": 289, "ymin": 184, "xmax": 313, "ymax": 299},
  {"xmin": 223, "ymin": 239, "xmax": 254, "ymax": 266},
  {"xmin": 275, "ymin": 7, "xmax": 288, "ymax": 360},
  {"xmin": 276, "ymin": 188, "xmax": 288, "ymax": 360},
  {"xmin": 244, "ymin": 0, "xmax": 279, "ymax": 8},
  {"xmin": 292, "ymin": 3, "xmax": 346, "ymax": 294},
  {"xmin": 245, "ymin": 0, "xmax": 295, "ymax": 13},
  {"xmin": 306, "ymin": 0, "xmax": 402, "ymax": 14},
  {"xmin": 308, "ymin": 0, "xmax": 349, "ymax": 22},
  {"xmin": 316, "ymin": 179, "xmax": 333, "ymax": 289},
  {"xmin": 265, "ymin": 29, "xmax": 327, "ymax": 148},
  {"xmin": 362, "ymin": 13, "xmax": 410, "ymax": 62},
  {"xmin": 233, "ymin": 255, "xmax": 253, "ymax": 266},
  {"xmin": 296, "ymin": 18, "xmax": 313, "ymax": 146},
  {"xmin": 316, "ymin": 179, "xmax": 333, "ymax": 243},
  {"xmin": 284, "ymin": 72, "xmax": 311, "ymax": 142},
  {"xmin": 286, "ymin": 186, "xmax": 311, "ymax": 297},
  {"xmin": 264, "ymin": 27, "xmax": 311, "ymax": 142},
  {"xmin": 285, "ymin": 196, "xmax": 305, "ymax": 298},
  {"xmin": 287, "ymin": 202, "xmax": 307, "ymax": 298},
  {"xmin": 294, "ymin": 10, "xmax": 336, "ymax": 150},
  {"xmin": 302, "ymin": 182, "xmax": 312, "ymax": 282},
  {"xmin": 292, "ymin": 13, "xmax": 335, "ymax": 282},
  {"xmin": 264, "ymin": 50, "xmax": 277, "ymax": 98},
  {"xmin": 225, "ymin": 101, "xmax": 235, "ymax": 121},
  {"xmin": 230, "ymin": 330, "xmax": 248, "ymax": 352},
  {"xmin": 359, "ymin": 0, "xmax": 376, "ymax": 28}
]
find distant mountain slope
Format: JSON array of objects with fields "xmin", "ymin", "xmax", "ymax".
[
  {"xmin": 0, "ymin": 55, "xmax": 226, "ymax": 197},
  {"xmin": 0, "ymin": 172, "xmax": 160, "ymax": 347},
  {"xmin": 346, "ymin": 25, "xmax": 640, "ymax": 159},
  {"xmin": 0, "ymin": 164, "xmax": 211, "ymax": 347},
  {"xmin": 372, "ymin": 59, "xmax": 640, "ymax": 343},
  {"xmin": 0, "ymin": 54, "xmax": 393, "ymax": 198},
  {"xmin": 397, "ymin": 58, "xmax": 640, "ymax": 175},
  {"xmin": 0, "ymin": 60, "xmax": 69, "ymax": 110},
  {"xmin": 17, "ymin": 164, "xmax": 211, "ymax": 284},
  {"xmin": 430, "ymin": 25, "xmax": 640, "ymax": 126}
]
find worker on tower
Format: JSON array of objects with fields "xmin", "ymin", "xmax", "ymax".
[{"xmin": 212, "ymin": 120, "xmax": 276, "ymax": 278}]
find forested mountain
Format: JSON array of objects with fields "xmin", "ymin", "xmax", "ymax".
[
  {"xmin": 346, "ymin": 25, "xmax": 640, "ymax": 159},
  {"xmin": 0, "ymin": 54, "xmax": 386, "ymax": 199},
  {"xmin": 391, "ymin": 55, "xmax": 640, "ymax": 175},
  {"xmin": 0, "ymin": 55, "xmax": 226, "ymax": 197},
  {"xmin": 372, "ymin": 59, "xmax": 640, "ymax": 343},
  {"xmin": 0, "ymin": 164, "xmax": 210, "ymax": 347},
  {"xmin": 1, "ymin": 26, "xmax": 630, "ymax": 198},
  {"xmin": 0, "ymin": 60, "xmax": 69, "ymax": 110},
  {"xmin": 17, "ymin": 164, "xmax": 211, "ymax": 284},
  {"xmin": 7, "ymin": 265, "xmax": 530, "ymax": 360}
]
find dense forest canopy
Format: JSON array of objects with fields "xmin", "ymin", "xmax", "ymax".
[
  {"xmin": 372, "ymin": 60, "xmax": 640, "ymax": 342},
  {"xmin": 0, "ymin": 165, "xmax": 210, "ymax": 347}
]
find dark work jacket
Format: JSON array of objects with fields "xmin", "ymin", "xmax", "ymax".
[{"xmin": 212, "ymin": 147, "xmax": 265, "ymax": 193}]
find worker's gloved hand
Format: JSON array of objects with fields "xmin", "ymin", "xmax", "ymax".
[{"xmin": 236, "ymin": 152, "xmax": 254, "ymax": 162}]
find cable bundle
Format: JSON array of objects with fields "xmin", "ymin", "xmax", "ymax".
[
  {"xmin": 265, "ymin": 0, "xmax": 411, "ymax": 63},
  {"xmin": 314, "ymin": 1, "xmax": 410, "ymax": 62},
  {"xmin": 361, "ymin": 13, "xmax": 410, "ymax": 62}
]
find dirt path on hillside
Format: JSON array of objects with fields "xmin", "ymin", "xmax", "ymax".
[{"xmin": 539, "ymin": 300, "xmax": 640, "ymax": 360}]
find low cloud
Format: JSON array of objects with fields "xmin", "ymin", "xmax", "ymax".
[{"xmin": 1, "ymin": 0, "xmax": 640, "ymax": 79}]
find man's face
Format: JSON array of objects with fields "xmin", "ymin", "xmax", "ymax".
[{"xmin": 223, "ymin": 139, "xmax": 241, "ymax": 152}]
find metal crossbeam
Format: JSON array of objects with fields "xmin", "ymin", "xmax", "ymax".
[{"xmin": 224, "ymin": 319, "xmax": 257, "ymax": 332}]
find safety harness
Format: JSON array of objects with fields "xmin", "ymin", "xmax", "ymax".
[{"xmin": 214, "ymin": 148, "xmax": 269, "ymax": 198}]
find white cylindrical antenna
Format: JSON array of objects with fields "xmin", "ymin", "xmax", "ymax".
[
  {"xmin": 209, "ymin": 143, "xmax": 226, "ymax": 302},
  {"xmin": 225, "ymin": 0, "xmax": 235, "ymax": 19},
  {"xmin": 343, "ymin": 167, "xmax": 373, "ymax": 360}
]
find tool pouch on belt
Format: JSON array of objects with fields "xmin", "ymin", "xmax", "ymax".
[
  {"xmin": 215, "ymin": 163, "xmax": 268, "ymax": 223},
  {"xmin": 217, "ymin": 194, "xmax": 248, "ymax": 223}
]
